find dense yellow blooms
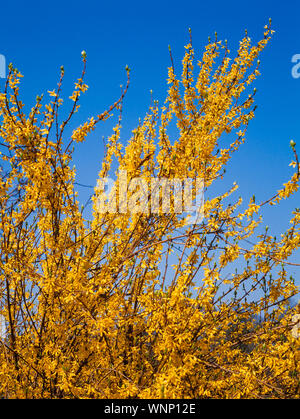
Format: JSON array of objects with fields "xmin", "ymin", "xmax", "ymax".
[{"xmin": 0, "ymin": 22, "xmax": 299, "ymax": 399}]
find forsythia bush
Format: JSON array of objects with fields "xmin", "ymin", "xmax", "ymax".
[{"xmin": 0, "ymin": 21, "xmax": 299, "ymax": 398}]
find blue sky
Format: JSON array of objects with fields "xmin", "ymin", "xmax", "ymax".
[{"xmin": 0, "ymin": 0, "xmax": 300, "ymax": 281}]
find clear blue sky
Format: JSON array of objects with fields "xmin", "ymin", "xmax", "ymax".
[{"xmin": 0, "ymin": 0, "xmax": 300, "ymax": 282}]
